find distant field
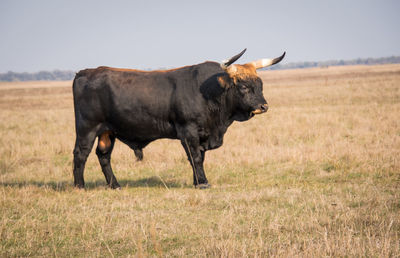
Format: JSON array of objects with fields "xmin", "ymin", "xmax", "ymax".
[{"xmin": 1, "ymin": 64, "xmax": 399, "ymax": 256}]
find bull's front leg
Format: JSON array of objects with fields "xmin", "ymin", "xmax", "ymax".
[{"xmin": 179, "ymin": 127, "xmax": 210, "ymax": 189}]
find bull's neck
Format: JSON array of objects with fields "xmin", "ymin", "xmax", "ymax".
[{"xmin": 207, "ymin": 87, "xmax": 237, "ymax": 129}]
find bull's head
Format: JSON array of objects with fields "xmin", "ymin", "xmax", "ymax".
[{"xmin": 218, "ymin": 49, "xmax": 285, "ymax": 121}]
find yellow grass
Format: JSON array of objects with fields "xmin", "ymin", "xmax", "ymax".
[{"xmin": 1, "ymin": 64, "xmax": 399, "ymax": 256}]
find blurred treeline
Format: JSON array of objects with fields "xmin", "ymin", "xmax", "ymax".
[{"xmin": 1, "ymin": 56, "xmax": 400, "ymax": 81}]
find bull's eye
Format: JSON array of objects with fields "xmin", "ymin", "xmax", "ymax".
[{"xmin": 240, "ymin": 84, "xmax": 249, "ymax": 93}]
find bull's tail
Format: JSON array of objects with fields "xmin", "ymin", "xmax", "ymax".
[{"xmin": 72, "ymin": 71, "xmax": 90, "ymax": 134}]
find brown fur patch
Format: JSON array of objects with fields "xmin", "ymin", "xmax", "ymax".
[
  {"xmin": 99, "ymin": 65, "xmax": 192, "ymax": 74},
  {"xmin": 225, "ymin": 64, "xmax": 258, "ymax": 84}
]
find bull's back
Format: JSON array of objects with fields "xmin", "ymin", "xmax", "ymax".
[{"xmin": 73, "ymin": 67, "xmax": 177, "ymax": 139}]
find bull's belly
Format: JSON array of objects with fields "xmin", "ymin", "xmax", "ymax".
[{"xmin": 109, "ymin": 118, "xmax": 177, "ymax": 143}]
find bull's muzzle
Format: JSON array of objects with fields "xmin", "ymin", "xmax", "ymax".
[{"xmin": 251, "ymin": 104, "xmax": 269, "ymax": 116}]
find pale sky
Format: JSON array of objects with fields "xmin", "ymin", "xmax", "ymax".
[{"xmin": 0, "ymin": 0, "xmax": 399, "ymax": 72}]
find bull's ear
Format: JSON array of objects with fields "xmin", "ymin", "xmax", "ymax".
[
  {"xmin": 219, "ymin": 65, "xmax": 241, "ymax": 87},
  {"xmin": 217, "ymin": 74, "xmax": 232, "ymax": 89}
]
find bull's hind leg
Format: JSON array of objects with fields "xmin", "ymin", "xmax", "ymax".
[
  {"xmin": 73, "ymin": 129, "xmax": 97, "ymax": 188},
  {"xmin": 96, "ymin": 131, "xmax": 120, "ymax": 189}
]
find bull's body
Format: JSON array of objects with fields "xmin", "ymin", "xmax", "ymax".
[{"xmin": 72, "ymin": 50, "xmax": 284, "ymax": 189}]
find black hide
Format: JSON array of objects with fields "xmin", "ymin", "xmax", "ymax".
[{"xmin": 72, "ymin": 61, "xmax": 267, "ymax": 189}]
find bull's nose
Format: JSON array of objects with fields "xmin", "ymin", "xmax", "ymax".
[{"xmin": 260, "ymin": 104, "xmax": 268, "ymax": 112}]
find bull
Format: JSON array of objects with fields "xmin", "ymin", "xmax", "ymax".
[{"xmin": 72, "ymin": 49, "xmax": 285, "ymax": 189}]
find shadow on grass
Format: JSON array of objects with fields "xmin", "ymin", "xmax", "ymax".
[
  {"xmin": 0, "ymin": 176, "xmax": 189, "ymax": 191},
  {"xmin": 117, "ymin": 176, "xmax": 187, "ymax": 189}
]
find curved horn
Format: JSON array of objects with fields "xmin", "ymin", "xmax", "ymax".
[
  {"xmin": 221, "ymin": 48, "xmax": 247, "ymax": 69},
  {"xmin": 250, "ymin": 51, "xmax": 286, "ymax": 69}
]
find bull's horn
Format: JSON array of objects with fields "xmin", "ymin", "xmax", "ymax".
[
  {"xmin": 221, "ymin": 48, "xmax": 247, "ymax": 69},
  {"xmin": 250, "ymin": 52, "xmax": 286, "ymax": 69}
]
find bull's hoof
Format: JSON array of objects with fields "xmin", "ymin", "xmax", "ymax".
[
  {"xmin": 74, "ymin": 183, "xmax": 85, "ymax": 189},
  {"xmin": 195, "ymin": 183, "xmax": 211, "ymax": 189},
  {"xmin": 110, "ymin": 183, "xmax": 121, "ymax": 190}
]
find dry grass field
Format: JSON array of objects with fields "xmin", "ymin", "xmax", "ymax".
[{"xmin": 0, "ymin": 64, "xmax": 399, "ymax": 257}]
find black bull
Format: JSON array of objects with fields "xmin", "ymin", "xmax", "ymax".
[{"xmin": 72, "ymin": 49, "xmax": 285, "ymax": 189}]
